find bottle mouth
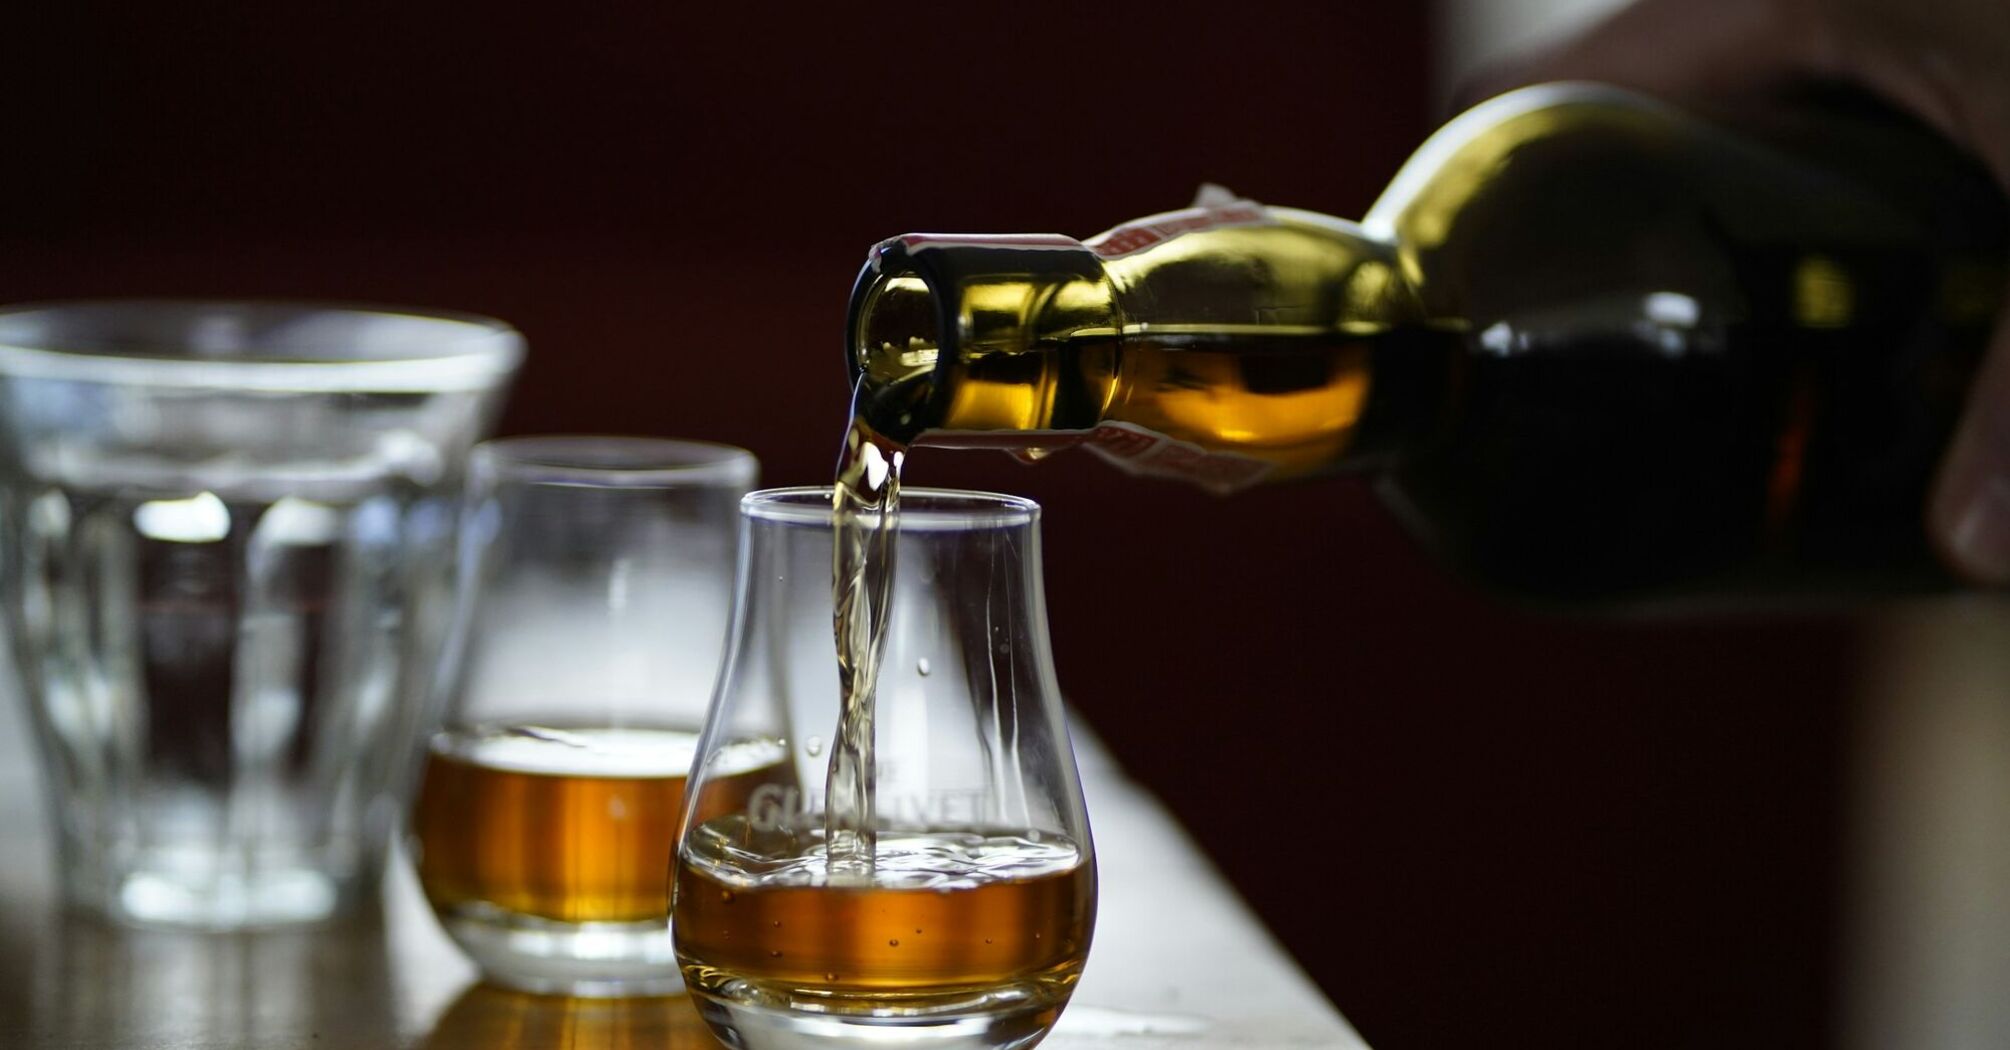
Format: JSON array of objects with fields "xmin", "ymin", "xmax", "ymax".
[
  {"xmin": 0, "ymin": 300, "xmax": 523, "ymax": 392},
  {"xmin": 844, "ymin": 243, "xmax": 956, "ymax": 446},
  {"xmin": 742, "ymin": 486, "xmax": 1040, "ymax": 531},
  {"xmin": 844, "ymin": 235, "xmax": 1110, "ymax": 444},
  {"xmin": 848, "ymin": 266, "xmax": 944, "ymax": 392},
  {"xmin": 846, "ymin": 234, "xmax": 1099, "ymax": 384}
]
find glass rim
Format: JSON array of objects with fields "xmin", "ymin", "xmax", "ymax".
[
  {"xmin": 475, "ymin": 435, "xmax": 759, "ymax": 488},
  {"xmin": 742, "ymin": 486, "xmax": 1040, "ymax": 530},
  {"xmin": 0, "ymin": 299, "xmax": 523, "ymax": 392}
]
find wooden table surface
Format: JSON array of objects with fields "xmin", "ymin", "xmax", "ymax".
[{"xmin": 0, "ymin": 693, "xmax": 1365, "ymax": 1050}]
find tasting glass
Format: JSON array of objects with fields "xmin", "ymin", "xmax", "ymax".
[
  {"xmin": 0, "ymin": 300, "xmax": 521, "ymax": 929},
  {"xmin": 673, "ymin": 487, "xmax": 1097, "ymax": 1050},
  {"xmin": 410, "ymin": 436, "xmax": 756, "ymax": 996}
]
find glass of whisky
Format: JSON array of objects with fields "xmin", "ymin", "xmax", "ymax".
[
  {"xmin": 673, "ymin": 487, "xmax": 1097, "ymax": 1050},
  {"xmin": 410, "ymin": 436, "xmax": 762, "ymax": 996}
]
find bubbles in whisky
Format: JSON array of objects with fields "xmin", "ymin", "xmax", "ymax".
[
  {"xmin": 411, "ymin": 726, "xmax": 786, "ymax": 923},
  {"xmin": 674, "ymin": 819, "xmax": 1093, "ymax": 1005}
]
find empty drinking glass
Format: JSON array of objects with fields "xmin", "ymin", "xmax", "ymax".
[{"xmin": 0, "ymin": 300, "xmax": 522, "ymax": 928}]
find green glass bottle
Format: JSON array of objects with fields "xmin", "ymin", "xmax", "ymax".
[{"xmin": 845, "ymin": 83, "xmax": 2006, "ymax": 600}]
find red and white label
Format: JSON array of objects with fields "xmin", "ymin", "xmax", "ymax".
[
  {"xmin": 922, "ymin": 421, "xmax": 1273, "ymax": 494},
  {"xmin": 1087, "ymin": 199, "xmax": 1274, "ymax": 260},
  {"xmin": 1079, "ymin": 421, "xmax": 1273, "ymax": 491}
]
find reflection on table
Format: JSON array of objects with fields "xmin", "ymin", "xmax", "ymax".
[
  {"xmin": 6, "ymin": 910, "xmax": 409, "ymax": 1046},
  {"xmin": 423, "ymin": 984, "xmax": 715, "ymax": 1050}
]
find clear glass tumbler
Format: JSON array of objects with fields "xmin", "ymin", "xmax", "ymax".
[
  {"xmin": 673, "ymin": 488, "xmax": 1097, "ymax": 1050},
  {"xmin": 409, "ymin": 436, "xmax": 758, "ymax": 996},
  {"xmin": 0, "ymin": 300, "xmax": 522, "ymax": 929}
]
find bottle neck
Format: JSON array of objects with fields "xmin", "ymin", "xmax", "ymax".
[
  {"xmin": 846, "ymin": 211, "xmax": 1452, "ymax": 487},
  {"xmin": 847, "ymin": 234, "xmax": 1119, "ymax": 448}
]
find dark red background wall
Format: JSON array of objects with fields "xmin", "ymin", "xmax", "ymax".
[{"xmin": 2, "ymin": 5, "xmax": 1853, "ymax": 1046}]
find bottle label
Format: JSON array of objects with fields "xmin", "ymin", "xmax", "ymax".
[
  {"xmin": 921, "ymin": 422, "xmax": 1273, "ymax": 493},
  {"xmin": 1087, "ymin": 197, "xmax": 1274, "ymax": 260},
  {"xmin": 1078, "ymin": 421, "xmax": 1273, "ymax": 491}
]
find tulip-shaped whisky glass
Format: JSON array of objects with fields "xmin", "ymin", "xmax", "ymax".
[{"xmin": 673, "ymin": 487, "xmax": 1096, "ymax": 1050}]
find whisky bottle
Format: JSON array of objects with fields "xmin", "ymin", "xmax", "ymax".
[{"xmin": 845, "ymin": 83, "xmax": 2006, "ymax": 600}]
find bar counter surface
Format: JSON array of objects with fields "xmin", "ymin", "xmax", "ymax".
[{"xmin": 0, "ymin": 693, "xmax": 1365, "ymax": 1050}]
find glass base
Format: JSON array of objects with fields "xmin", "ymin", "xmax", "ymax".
[
  {"xmin": 684, "ymin": 972, "xmax": 1070, "ymax": 1050},
  {"xmin": 65, "ymin": 848, "xmax": 364, "ymax": 930},
  {"xmin": 116, "ymin": 868, "xmax": 347, "ymax": 928},
  {"xmin": 438, "ymin": 902, "xmax": 683, "ymax": 998}
]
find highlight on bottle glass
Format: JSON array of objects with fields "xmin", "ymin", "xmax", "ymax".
[
  {"xmin": 0, "ymin": 300, "xmax": 521, "ymax": 929},
  {"xmin": 410, "ymin": 436, "xmax": 757, "ymax": 996},
  {"xmin": 673, "ymin": 487, "xmax": 1096, "ymax": 1050}
]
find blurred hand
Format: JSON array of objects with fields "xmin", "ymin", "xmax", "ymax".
[{"xmin": 1466, "ymin": 0, "xmax": 2010, "ymax": 580}]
